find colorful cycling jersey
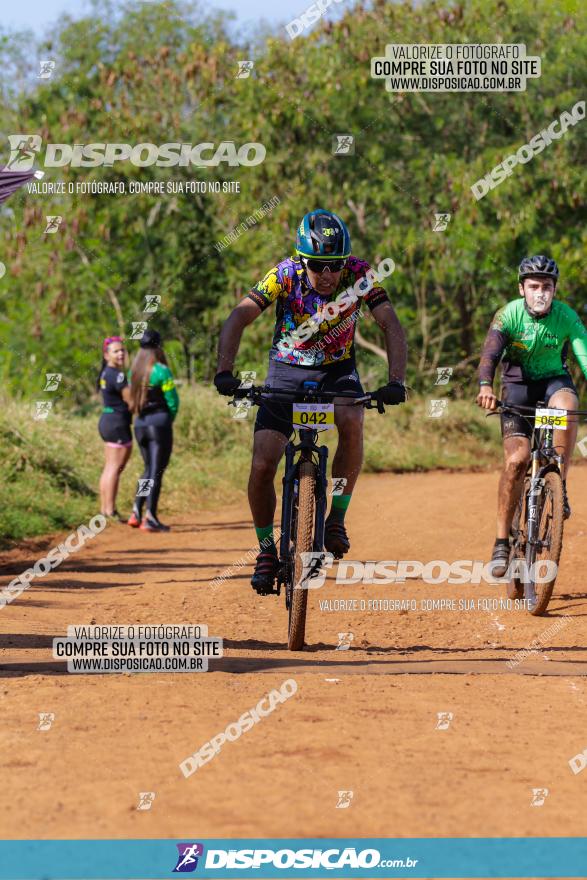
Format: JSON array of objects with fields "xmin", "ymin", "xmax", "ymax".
[
  {"xmin": 479, "ymin": 298, "xmax": 587, "ymax": 384},
  {"xmin": 135, "ymin": 362, "xmax": 180, "ymax": 420},
  {"xmin": 99, "ymin": 366, "xmax": 129, "ymax": 414},
  {"xmin": 246, "ymin": 255, "xmax": 389, "ymax": 367}
]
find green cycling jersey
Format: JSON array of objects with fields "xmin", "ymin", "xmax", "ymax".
[
  {"xmin": 149, "ymin": 361, "xmax": 179, "ymax": 418},
  {"xmin": 127, "ymin": 361, "xmax": 180, "ymax": 419},
  {"xmin": 479, "ymin": 298, "xmax": 587, "ymax": 384}
]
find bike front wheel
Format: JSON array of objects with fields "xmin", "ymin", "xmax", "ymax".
[
  {"xmin": 526, "ymin": 470, "xmax": 564, "ymax": 616},
  {"xmin": 288, "ymin": 460, "xmax": 316, "ymax": 651}
]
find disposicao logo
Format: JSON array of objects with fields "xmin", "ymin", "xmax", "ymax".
[
  {"xmin": 203, "ymin": 847, "xmax": 383, "ymax": 870},
  {"xmin": 3, "ymin": 135, "xmax": 266, "ymax": 171},
  {"xmin": 173, "ymin": 843, "xmax": 204, "ymax": 873},
  {"xmin": 470, "ymin": 100, "xmax": 585, "ymax": 200}
]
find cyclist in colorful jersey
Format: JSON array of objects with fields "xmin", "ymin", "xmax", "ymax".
[
  {"xmin": 97, "ymin": 336, "xmax": 132, "ymax": 521},
  {"xmin": 128, "ymin": 330, "xmax": 179, "ymax": 532},
  {"xmin": 214, "ymin": 209, "xmax": 408, "ymax": 594},
  {"xmin": 477, "ymin": 255, "xmax": 587, "ymax": 575}
]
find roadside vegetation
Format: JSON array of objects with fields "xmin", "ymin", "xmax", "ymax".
[{"xmin": 0, "ymin": 388, "xmax": 505, "ymax": 547}]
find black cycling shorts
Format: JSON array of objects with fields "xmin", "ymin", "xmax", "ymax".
[
  {"xmin": 98, "ymin": 411, "xmax": 132, "ymax": 447},
  {"xmin": 254, "ymin": 359, "xmax": 364, "ymax": 440},
  {"xmin": 501, "ymin": 374, "xmax": 577, "ymax": 440}
]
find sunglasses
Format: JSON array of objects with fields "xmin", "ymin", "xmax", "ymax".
[{"xmin": 303, "ymin": 257, "xmax": 347, "ymax": 273}]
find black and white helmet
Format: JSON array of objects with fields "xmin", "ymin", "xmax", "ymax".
[{"xmin": 518, "ymin": 255, "xmax": 559, "ymax": 282}]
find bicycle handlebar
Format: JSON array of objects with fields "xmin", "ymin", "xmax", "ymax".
[
  {"xmin": 232, "ymin": 384, "xmax": 379, "ymax": 409},
  {"xmin": 492, "ymin": 399, "xmax": 587, "ymax": 417}
]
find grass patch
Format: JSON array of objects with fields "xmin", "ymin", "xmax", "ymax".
[{"xmin": 0, "ymin": 389, "xmax": 502, "ymax": 547}]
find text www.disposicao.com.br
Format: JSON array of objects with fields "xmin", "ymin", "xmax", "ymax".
[{"xmin": 70, "ymin": 657, "xmax": 203, "ymax": 672}]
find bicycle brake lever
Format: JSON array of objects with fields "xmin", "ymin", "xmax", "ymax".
[{"xmin": 364, "ymin": 396, "xmax": 385, "ymax": 413}]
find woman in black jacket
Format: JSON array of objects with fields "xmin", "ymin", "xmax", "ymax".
[{"xmin": 97, "ymin": 336, "xmax": 132, "ymax": 521}]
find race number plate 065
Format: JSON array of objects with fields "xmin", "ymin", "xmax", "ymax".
[
  {"xmin": 535, "ymin": 407, "xmax": 567, "ymax": 430},
  {"xmin": 293, "ymin": 403, "xmax": 335, "ymax": 431}
]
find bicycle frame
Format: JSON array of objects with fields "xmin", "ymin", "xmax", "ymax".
[
  {"xmin": 232, "ymin": 382, "xmax": 373, "ymax": 603},
  {"xmin": 526, "ymin": 404, "xmax": 565, "ymax": 554},
  {"xmin": 493, "ymin": 398, "xmax": 575, "ymax": 612}
]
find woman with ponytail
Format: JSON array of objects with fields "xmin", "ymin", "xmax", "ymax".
[
  {"xmin": 128, "ymin": 329, "xmax": 179, "ymax": 531},
  {"xmin": 97, "ymin": 336, "xmax": 133, "ymax": 520}
]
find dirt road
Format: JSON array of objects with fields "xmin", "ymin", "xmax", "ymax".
[{"xmin": 1, "ymin": 470, "xmax": 587, "ymax": 840}]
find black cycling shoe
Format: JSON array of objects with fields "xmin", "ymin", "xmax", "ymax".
[
  {"xmin": 563, "ymin": 484, "xmax": 571, "ymax": 520},
  {"xmin": 324, "ymin": 519, "xmax": 350, "ymax": 560},
  {"xmin": 251, "ymin": 548, "xmax": 279, "ymax": 595},
  {"xmin": 489, "ymin": 540, "xmax": 510, "ymax": 578}
]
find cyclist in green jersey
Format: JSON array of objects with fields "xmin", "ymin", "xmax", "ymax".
[{"xmin": 477, "ymin": 255, "xmax": 587, "ymax": 575}]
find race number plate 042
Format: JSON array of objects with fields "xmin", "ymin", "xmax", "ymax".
[
  {"xmin": 293, "ymin": 403, "xmax": 335, "ymax": 431},
  {"xmin": 534, "ymin": 407, "xmax": 567, "ymax": 430}
]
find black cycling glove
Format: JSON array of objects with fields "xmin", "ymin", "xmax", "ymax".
[
  {"xmin": 373, "ymin": 381, "xmax": 407, "ymax": 412},
  {"xmin": 214, "ymin": 371, "xmax": 241, "ymax": 396}
]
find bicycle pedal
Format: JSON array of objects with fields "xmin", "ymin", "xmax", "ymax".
[{"xmin": 253, "ymin": 582, "xmax": 279, "ymax": 597}]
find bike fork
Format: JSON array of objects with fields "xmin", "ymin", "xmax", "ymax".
[
  {"xmin": 313, "ymin": 445, "xmax": 329, "ymax": 551},
  {"xmin": 525, "ymin": 473, "xmax": 544, "ymax": 610}
]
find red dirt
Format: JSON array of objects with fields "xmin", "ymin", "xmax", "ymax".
[{"xmin": 1, "ymin": 470, "xmax": 587, "ymax": 840}]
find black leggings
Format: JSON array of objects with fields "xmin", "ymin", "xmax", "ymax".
[{"xmin": 133, "ymin": 411, "xmax": 173, "ymax": 518}]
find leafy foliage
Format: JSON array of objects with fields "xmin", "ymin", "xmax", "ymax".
[{"xmin": 1, "ymin": 0, "xmax": 586, "ymax": 403}]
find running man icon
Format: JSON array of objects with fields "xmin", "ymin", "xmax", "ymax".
[{"xmin": 173, "ymin": 843, "xmax": 204, "ymax": 873}]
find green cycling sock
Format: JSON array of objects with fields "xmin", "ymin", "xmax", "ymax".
[
  {"xmin": 328, "ymin": 493, "xmax": 352, "ymax": 524},
  {"xmin": 255, "ymin": 524, "xmax": 275, "ymax": 551}
]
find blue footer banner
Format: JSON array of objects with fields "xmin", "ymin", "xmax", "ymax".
[{"xmin": 0, "ymin": 838, "xmax": 586, "ymax": 879}]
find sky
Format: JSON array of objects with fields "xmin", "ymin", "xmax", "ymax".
[{"xmin": 4, "ymin": 0, "xmax": 309, "ymax": 36}]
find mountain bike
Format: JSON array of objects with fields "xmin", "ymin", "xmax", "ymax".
[
  {"xmin": 232, "ymin": 382, "xmax": 385, "ymax": 650},
  {"xmin": 492, "ymin": 400, "xmax": 586, "ymax": 615}
]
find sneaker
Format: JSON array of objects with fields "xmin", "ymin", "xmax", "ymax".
[
  {"xmin": 140, "ymin": 514, "xmax": 170, "ymax": 532},
  {"xmin": 489, "ymin": 540, "xmax": 510, "ymax": 578},
  {"xmin": 324, "ymin": 519, "xmax": 350, "ymax": 559},
  {"xmin": 251, "ymin": 547, "xmax": 279, "ymax": 595},
  {"xmin": 127, "ymin": 512, "xmax": 141, "ymax": 528}
]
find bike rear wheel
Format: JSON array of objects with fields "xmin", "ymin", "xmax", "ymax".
[
  {"xmin": 288, "ymin": 460, "xmax": 316, "ymax": 651},
  {"xmin": 527, "ymin": 470, "xmax": 564, "ymax": 616}
]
